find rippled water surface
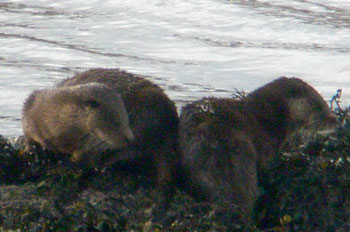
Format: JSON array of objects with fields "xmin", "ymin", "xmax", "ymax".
[{"xmin": 1, "ymin": 0, "xmax": 350, "ymax": 136}]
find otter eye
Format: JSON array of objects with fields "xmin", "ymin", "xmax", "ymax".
[{"xmin": 86, "ymin": 100, "xmax": 101, "ymax": 108}]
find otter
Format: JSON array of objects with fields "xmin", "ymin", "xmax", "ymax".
[
  {"xmin": 59, "ymin": 68, "xmax": 179, "ymax": 219},
  {"xmin": 178, "ymin": 77, "xmax": 339, "ymax": 220},
  {"xmin": 22, "ymin": 83, "xmax": 134, "ymax": 166}
]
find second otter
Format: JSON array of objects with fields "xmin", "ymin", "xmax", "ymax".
[{"xmin": 179, "ymin": 77, "xmax": 339, "ymax": 221}]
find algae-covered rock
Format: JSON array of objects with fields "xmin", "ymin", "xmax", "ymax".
[
  {"xmin": 0, "ymin": 138, "xmax": 250, "ymax": 231},
  {"xmin": 257, "ymin": 125, "xmax": 350, "ymax": 231},
  {"xmin": 1, "ymin": 123, "xmax": 350, "ymax": 231},
  {"xmin": 0, "ymin": 135, "xmax": 22, "ymax": 183}
]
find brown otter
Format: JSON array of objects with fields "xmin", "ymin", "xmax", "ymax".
[
  {"xmin": 178, "ymin": 77, "xmax": 339, "ymax": 220},
  {"xmin": 59, "ymin": 68, "xmax": 179, "ymax": 219},
  {"xmin": 22, "ymin": 83, "xmax": 134, "ymax": 166}
]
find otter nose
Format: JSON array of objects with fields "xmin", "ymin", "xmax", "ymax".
[
  {"xmin": 327, "ymin": 112, "xmax": 340, "ymax": 126},
  {"xmin": 323, "ymin": 112, "xmax": 342, "ymax": 130},
  {"xmin": 329, "ymin": 113, "xmax": 337, "ymax": 121}
]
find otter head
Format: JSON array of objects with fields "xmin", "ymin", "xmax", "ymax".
[
  {"xmin": 70, "ymin": 83, "xmax": 134, "ymax": 149},
  {"xmin": 284, "ymin": 78, "xmax": 339, "ymax": 134},
  {"xmin": 288, "ymin": 95, "xmax": 338, "ymax": 133},
  {"xmin": 245, "ymin": 77, "xmax": 339, "ymax": 145}
]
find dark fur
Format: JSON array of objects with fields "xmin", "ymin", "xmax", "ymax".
[
  {"xmin": 60, "ymin": 68, "xmax": 180, "ymax": 218},
  {"xmin": 22, "ymin": 83, "xmax": 134, "ymax": 166},
  {"xmin": 179, "ymin": 77, "xmax": 338, "ymax": 220}
]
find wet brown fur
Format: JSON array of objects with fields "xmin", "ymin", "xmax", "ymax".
[
  {"xmin": 59, "ymin": 68, "xmax": 180, "ymax": 218},
  {"xmin": 22, "ymin": 83, "xmax": 134, "ymax": 166},
  {"xmin": 179, "ymin": 77, "xmax": 338, "ymax": 220}
]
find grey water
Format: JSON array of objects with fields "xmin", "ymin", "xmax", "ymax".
[{"xmin": 1, "ymin": 0, "xmax": 350, "ymax": 137}]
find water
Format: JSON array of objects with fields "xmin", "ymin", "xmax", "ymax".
[{"xmin": 1, "ymin": 0, "xmax": 350, "ymax": 136}]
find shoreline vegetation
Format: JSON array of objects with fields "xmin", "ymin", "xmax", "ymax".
[{"xmin": 1, "ymin": 97, "xmax": 350, "ymax": 231}]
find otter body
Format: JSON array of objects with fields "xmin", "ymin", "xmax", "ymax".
[
  {"xmin": 22, "ymin": 83, "xmax": 134, "ymax": 165},
  {"xmin": 60, "ymin": 68, "xmax": 179, "ymax": 217},
  {"xmin": 179, "ymin": 77, "xmax": 338, "ymax": 219}
]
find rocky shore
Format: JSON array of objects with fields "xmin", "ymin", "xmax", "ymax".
[{"xmin": 1, "ymin": 123, "xmax": 350, "ymax": 231}]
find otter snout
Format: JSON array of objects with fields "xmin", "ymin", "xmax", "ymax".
[{"xmin": 322, "ymin": 112, "xmax": 340, "ymax": 130}]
